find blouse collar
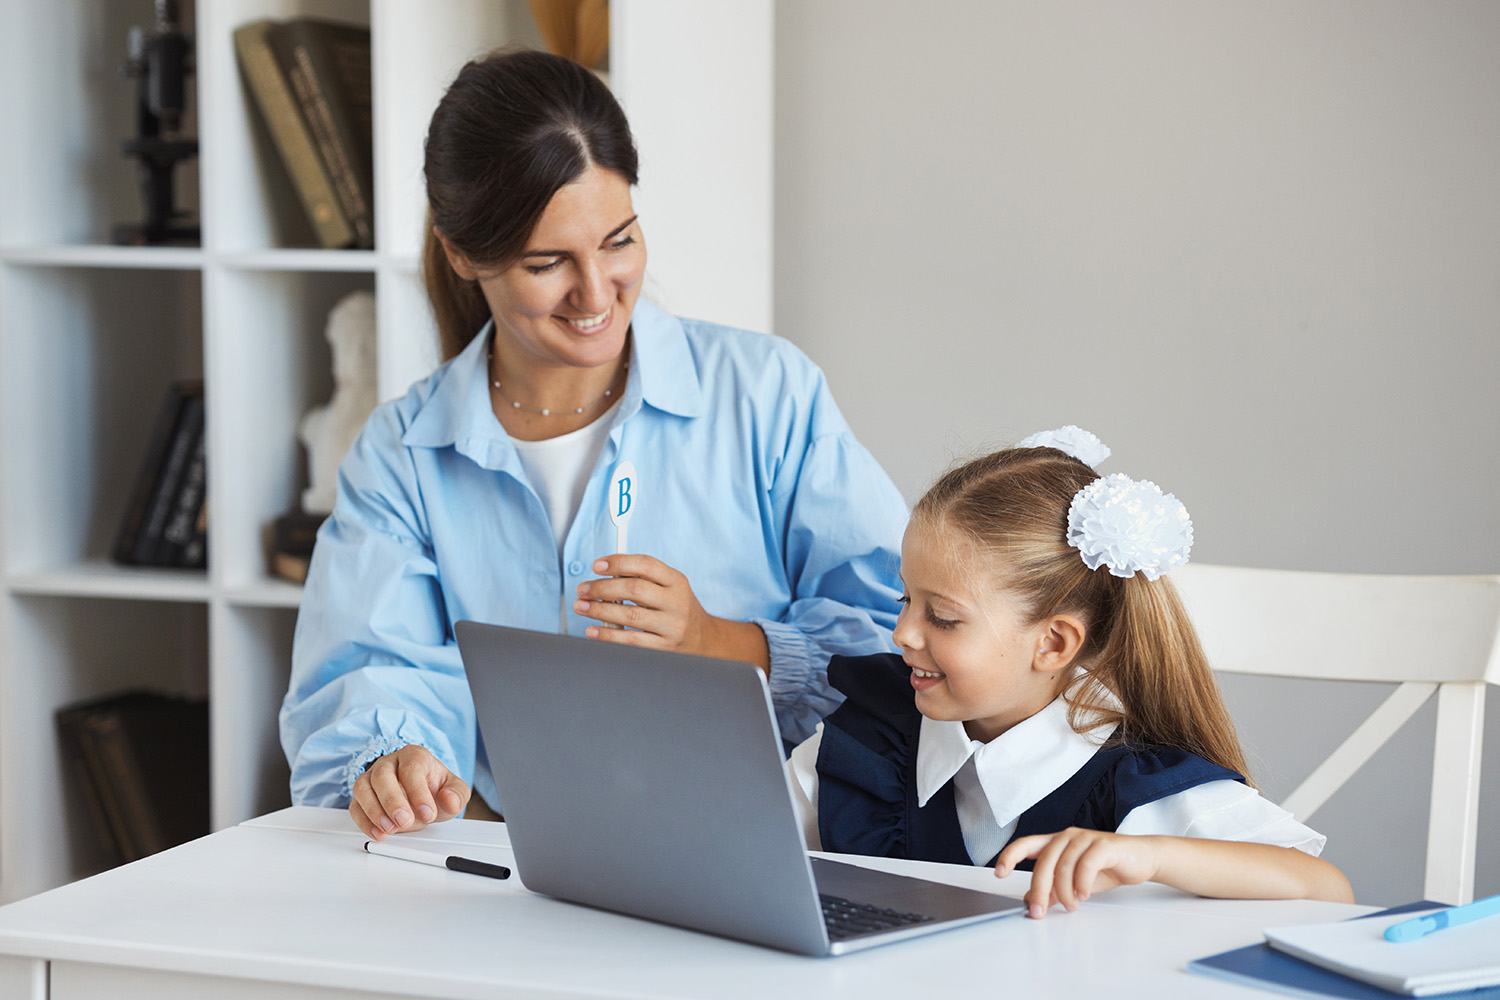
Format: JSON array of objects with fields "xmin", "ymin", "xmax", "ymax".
[
  {"xmin": 401, "ymin": 297, "xmax": 702, "ymax": 466},
  {"xmin": 914, "ymin": 693, "xmax": 1116, "ymax": 830}
]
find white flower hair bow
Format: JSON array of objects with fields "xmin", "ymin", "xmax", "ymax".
[
  {"xmin": 1066, "ymin": 473, "xmax": 1193, "ymax": 581},
  {"xmin": 1017, "ymin": 425, "xmax": 1111, "ymax": 467}
]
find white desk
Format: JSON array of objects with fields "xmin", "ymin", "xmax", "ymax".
[{"xmin": 0, "ymin": 806, "xmax": 1370, "ymax": 999}]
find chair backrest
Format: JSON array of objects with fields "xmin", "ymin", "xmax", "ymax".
[{"xmin": 1172, "ymin": 562, "xmax": 1500, "ymax": 905}]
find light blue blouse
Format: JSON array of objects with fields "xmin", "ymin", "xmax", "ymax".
[{"xmin": 280, "ymin": 300, "xmax": 908, "ymax": 811}]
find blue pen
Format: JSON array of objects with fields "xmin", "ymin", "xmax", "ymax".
[{"xmin": 1384, "ymin": 893, "xmax": 1500, "ymax": 943}]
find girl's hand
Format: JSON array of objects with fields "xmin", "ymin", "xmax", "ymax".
[
  {"xmin": 996, "ymin": 828, "xmax": 1162, "ymax": 918},
  {"xmin": 351, "ymin": 744, "xmax": 470, "ymax": 841},
  {"xmin": 576, "ymin": 555, "xmax": 769, "ymax": 670}
]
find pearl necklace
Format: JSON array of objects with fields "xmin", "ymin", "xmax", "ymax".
[{"xmin": 488, "ymin": 347, "xmax": 627, "ymax": 417}]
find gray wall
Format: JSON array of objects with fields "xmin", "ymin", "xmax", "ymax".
[{"xmin": 774, "ymin": 0, "xmax": 1499, "ymax": 905}]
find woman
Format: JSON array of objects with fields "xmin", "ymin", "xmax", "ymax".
[{"xmin": 280, "ymin": 49, "xmax": 908, "ymax": 840}]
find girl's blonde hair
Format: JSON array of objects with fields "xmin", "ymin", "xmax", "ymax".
[{"xmin": 912, "ymin": 446, "xmax": 1250, "ymax": 780}]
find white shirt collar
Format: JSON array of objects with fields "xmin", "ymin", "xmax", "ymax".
[{"xmin": 914, "ymin": 693, "xmax": 1116, "ymax": 829}]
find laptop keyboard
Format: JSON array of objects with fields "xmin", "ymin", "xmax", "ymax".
[{"xmin": 819, "ymin": 893, "xmax": 935, "ymax": 941}]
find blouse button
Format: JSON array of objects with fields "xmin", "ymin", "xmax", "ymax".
[{"xmin": 567, "ymin": 560, "xmax": 585, "ymax": 576}]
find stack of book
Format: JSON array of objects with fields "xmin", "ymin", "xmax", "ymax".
[
  {"xmin": 113, "ymin": 379, "xmax": 208, "ymax": 569},
  {"xmin": 1190, "ymin": 900, "xmax": 1500, "ymax": 998},
  {"xmin": 234, "ymin": 17, "xmax": 374, "ymax": 250},
  {"xmin": 55, "ymin": 690, "xmax": 210, "ymax": 864}
]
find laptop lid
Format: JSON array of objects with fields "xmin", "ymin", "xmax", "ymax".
[{"xmin": 455, "ymin": 621, "xmax": 1021, "ymax": 956}]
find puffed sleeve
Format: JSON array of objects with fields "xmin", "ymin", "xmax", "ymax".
[
  {"xmin": 279, "ymin": 406, "xmax": 477, "ymax": 807},
  {"xmin": 1115, "ymin": 780, "xmax": 1328, "ymax": 855},
  {"xmin": 753, "ymin": 395, "xmax": 908, "ymax": 747}
]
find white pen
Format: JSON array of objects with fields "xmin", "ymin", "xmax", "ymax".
[
  {"xmin": 600, "ymin": 460, "xmax": 637, "ymax": 628},
  {"xmin": 362, "ymin": 840, "xmax": 511, "ymax": 880},
  {"xmin": 608, "ymin": 460, "xmax": 636, "ymax": 557}
]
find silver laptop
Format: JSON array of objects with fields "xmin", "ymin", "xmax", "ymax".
[{"xmin": 455, "ymin": 621, "xmax": 1023, "ymax": 956}]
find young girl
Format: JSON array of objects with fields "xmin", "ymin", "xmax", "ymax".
[{"xmin": 788, "ymin": 427, "xmax": 1353, "ymax": 917}]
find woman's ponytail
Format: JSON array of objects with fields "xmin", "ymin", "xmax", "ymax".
[{"xmin": 422, "ymin": 219, "xmax": 492, "ymax": 361}]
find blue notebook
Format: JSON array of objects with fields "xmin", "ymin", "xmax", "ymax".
[{"xmin": 1187, "ymin": 902, "xmax": 1500, "ymax": 1000}]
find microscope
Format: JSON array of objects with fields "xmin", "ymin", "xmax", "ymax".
[{"xmin": 112, "ymin": 0, "xmax": 199, "ymax": 245}]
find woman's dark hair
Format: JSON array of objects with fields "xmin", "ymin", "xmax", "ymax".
[{"xmin": 422, "ymin": 48, "xmax": 639, "ymax": 359}]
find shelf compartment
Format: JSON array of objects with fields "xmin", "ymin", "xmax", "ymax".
[
  {"xmin": 204, "ymin": 265, "xmax": 372, "ymax": 587},
  {"xmin": 198, "ymin": 0, "xmax": 370, "ymax": 253},
  {"xmin": 0, "ymin": 593, "xmax": 207, "ymax": 901},
  {"xmin": 0, "ymin": 0, "xmax": 199, "ymax": 249},
  {"xmin": 0, "ymin": 264, "xmax": 203, "ymax": 574}
]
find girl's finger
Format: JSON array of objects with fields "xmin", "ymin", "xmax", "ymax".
[
  {"xmin": 1073, "ymin": 842, "xmax": 1112, "ymax": 901},
  {"xmin": 996, "ymin": 834, "xmax": 1047, "ymax": 874},
  {"xmin": 1024, "ymin": 837, "xmax": 1071, "ymax": 918},
  {"xmin": 1051, "ymin": 835, "xmax": 1092, "ymax": 911}
]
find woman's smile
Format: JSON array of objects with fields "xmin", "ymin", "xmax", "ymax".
[{"xmin": 563, "ymin": 307, "xmax": 613, "ymax": 334}]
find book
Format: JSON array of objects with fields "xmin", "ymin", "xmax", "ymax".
[
  {"xmin": 56, "ymin": 701, "xmax": 134, "ymax": 862},
  {"xmin": 113, "ymin": 380, "xmax": 204, "ymax": 567},
  {"xmin": 158, "ymin": 414, "xmax": 207, "ymax": 567},
  {"xmin": 55, "ymin": 691, "xmax": 210, "ymax": 865},
  {"xmin": 132, "ymin": 388, "xmax": 204, "ymax": 566},
  {"xmin": 1265, "ymin": 905, "xmax": 1500, "ymax": 996},
  {"xmin": 234, "ymin": 19, "xmax": 357, "ymax": 249},
  {"xmin": 266, "ymin": 18, "xmax": 373, "ymax": 250},
  {"xmin": 112, "ymin": 380, "xmax": 191, "ymax": 564}
]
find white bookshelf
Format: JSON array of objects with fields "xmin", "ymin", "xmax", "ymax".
[{"xmin": 0, "ymin": 0, "xmax": 772, "ymax": 903}]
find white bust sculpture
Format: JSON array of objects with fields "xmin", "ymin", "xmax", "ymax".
[{"xmin": 299, "ymin": 290, "xmax": 377, "ymax": 515}]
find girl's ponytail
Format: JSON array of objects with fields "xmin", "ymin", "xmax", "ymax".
[{"xmin": 1078, "ymin": 575, "xmax": 1250, "ymax": 779}]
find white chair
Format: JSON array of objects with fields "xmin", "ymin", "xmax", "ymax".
[{"xmin": 1172, "ymin": 563, "xmax": 1500, "ymax": 905}]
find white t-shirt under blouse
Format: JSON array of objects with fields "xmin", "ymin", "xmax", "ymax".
[
  {"xmin": 510, "ymin": 401, "xmax": 621, "ymax": 553},
  {"xmin": 510, "ymin": 401, "xmax": 620, "ymax": 629},
  {"xmin": 786, "ymin": 692, "xmax": 1326, "ymax": 865}
]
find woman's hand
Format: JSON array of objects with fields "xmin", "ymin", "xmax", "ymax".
[
  {"xmin": 575, "ymin": 555, "xmax": 769, "ymax": 671},
  {"xmin": 350, "ymin": 744, "xmax": 470, "ymax": 841},
  {"xmin": 997, "ymin": 828, "xmax": 1159, "ymax": 918}
]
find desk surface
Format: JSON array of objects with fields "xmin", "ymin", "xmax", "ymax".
[{"xmin": 0, "ymin": 806, "xmax": 1371, "ymax": 1000}]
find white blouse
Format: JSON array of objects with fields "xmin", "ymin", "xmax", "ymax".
[{"xmin": 786, "ymin": 693, "xmax": 1325, "ymax": 865}]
